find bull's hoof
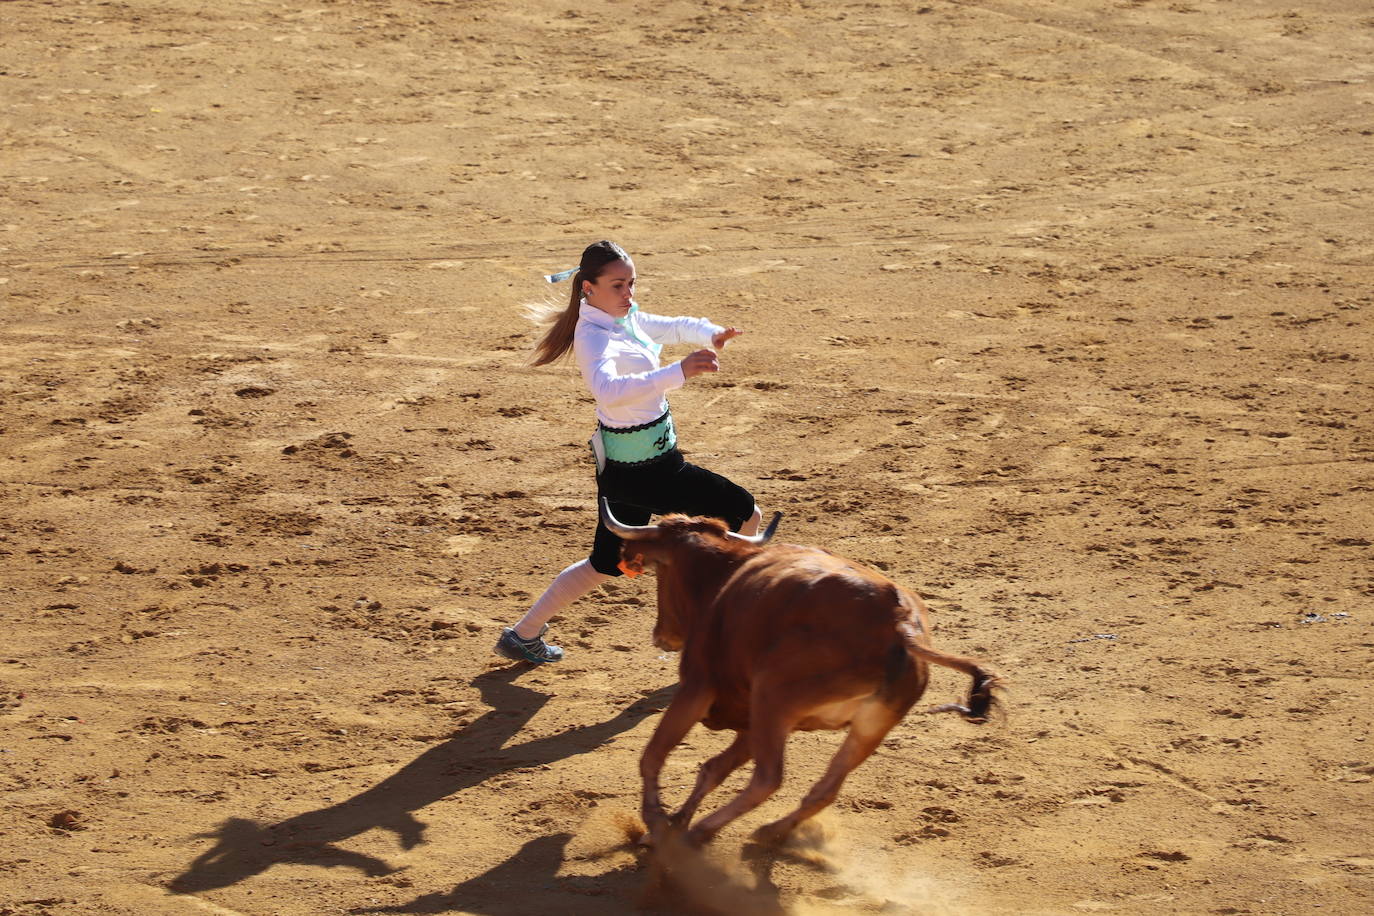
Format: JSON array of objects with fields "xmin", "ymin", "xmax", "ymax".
[
  {"xmin": 750, "ymin": 821, "xmax": 793, "ymax": 847},
  {"xmin": 640, "ymin": 811, "xmax": 681, "ymax": 849},
  {"xmin": 684, "ymin": 825, "xmax": 716, "ymax": 848},
  {"xmin": 639, "ymin": 825, "xmax": 674, "ymax": 849}
]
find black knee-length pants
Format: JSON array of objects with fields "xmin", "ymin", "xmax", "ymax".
[{"xmin": 589, "ymin": 450, "xmax": 755, "ymax": 576}]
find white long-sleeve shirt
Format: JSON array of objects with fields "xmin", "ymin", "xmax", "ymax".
[{"xmin": 573, "ymin": 299, "xmax": 723, "ymax": 429}]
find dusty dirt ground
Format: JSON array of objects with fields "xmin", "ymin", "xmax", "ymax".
[{"xmin": 3, "ymin": 0, "xmax": 1373, "ymax": 913}]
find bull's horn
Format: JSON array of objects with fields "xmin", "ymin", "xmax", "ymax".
[
  {"xmin": 600, "ymin": 498, "xmax": 657, "ymax": 540},
  {"xmin": 728, "ymin": 511, "xmax": 782, "ymax": 546}
]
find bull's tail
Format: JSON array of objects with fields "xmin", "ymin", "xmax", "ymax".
[{"xmin": 897, "ymin": 622, "xmax": 1001, "ymax": 724}]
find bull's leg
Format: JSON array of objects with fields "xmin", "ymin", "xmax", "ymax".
[
  {"xmin": 672, "ymin": 730, "xmax": 751, "ymax": 827},
  {"xmin": 753, "ymin": 700, "xmax": 905, "ymax": 844},
  {"xmin": 685, "ymin": 712, "xmax": 795, "ymax": 846},
  {"xmin": 640, "ymin": 683, "xmax": 714, "ymax": 838}
]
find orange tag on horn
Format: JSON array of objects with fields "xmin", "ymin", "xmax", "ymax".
[{"xmin": 618, "ymin": 555, "xmax": 644, "ymax": 578}]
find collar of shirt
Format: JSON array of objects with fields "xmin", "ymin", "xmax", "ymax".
[
  {"xmin": 577, "ymin": 297, "xmax": 617, "ymax": 331},
  {"xmin": 578, "ymin": 299, "xmax": 658, "ymax": 353}
]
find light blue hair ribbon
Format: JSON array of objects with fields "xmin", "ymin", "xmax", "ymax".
[{"xmin": 544, "ymin": 267, "xmax": 578, "ymax": 284}]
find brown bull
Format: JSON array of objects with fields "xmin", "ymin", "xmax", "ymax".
[{"xmin": 602, "ymin": 500, "xmax": 1000, "ymax": 846}]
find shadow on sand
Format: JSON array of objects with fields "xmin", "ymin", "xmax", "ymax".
[
  {"xmin": 347, "ymin": 832, "xmax": 642, "ymax": 915},
  {"xmin": 169, "ymin": 666, "xmax": 674, "ymax": 895}
]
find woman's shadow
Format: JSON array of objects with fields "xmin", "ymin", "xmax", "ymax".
[{"xmin": 170, "ymin": 666, "xmax": 674, "ymax": 894}]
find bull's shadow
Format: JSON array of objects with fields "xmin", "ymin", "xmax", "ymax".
[{"xmin": 170, "ymin": 667, "xmax": 673, "ymax": 894}]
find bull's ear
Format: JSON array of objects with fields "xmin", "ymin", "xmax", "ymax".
[
  {"xmin": 600, "ymin": 498, "xmax": 657, "ymax": 540},
  {"xmin": 728, "ymin": 511, "xmax": 782, "ymax": 545}
]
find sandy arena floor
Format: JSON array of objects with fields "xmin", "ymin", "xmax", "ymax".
[{"xmin": 2, "ymin": 1, "xmax": 1372, "ymax": 914}]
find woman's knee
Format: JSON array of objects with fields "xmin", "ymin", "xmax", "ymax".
[{"xmin": 590, "ymin": 527, "xmax": 629, "ymax": 576}]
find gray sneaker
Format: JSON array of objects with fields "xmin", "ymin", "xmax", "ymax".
[{"xmin": 494, "ymin": 624, "xmax": 564, "ymax": 664}]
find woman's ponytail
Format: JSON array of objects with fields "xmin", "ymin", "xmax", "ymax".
[
  {"xmin": 529, "ymin": 241, "xmax": 630, "ymax": 367},
  {"xmin": 530, "ymin": 272, "xmax": 584, "ymax": 367}
]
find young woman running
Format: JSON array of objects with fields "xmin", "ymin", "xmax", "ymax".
[{"xmin": 494, "ymin": 240, "xmax": 763, "ymax": 664}]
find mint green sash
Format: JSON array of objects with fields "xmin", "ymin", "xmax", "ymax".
[{"xmin": 598, "ymin": 411, "xmax": 677, "ymax": 466}]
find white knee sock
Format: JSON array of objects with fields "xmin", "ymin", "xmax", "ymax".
[{"xmin": 513, "ymin": 559, "xmax": 611, "ymax": 638}]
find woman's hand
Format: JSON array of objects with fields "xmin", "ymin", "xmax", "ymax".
[
  {"xmin": 680, "ymin": 348, "xmax": 720, "ymax": 379},
  {"xmin": 683, "ymin": 329, "xmax": 742, "ymax": 379},
  {"xmin": 712, "ymin": 327, "xmax": 744, "ymax": 350}
]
